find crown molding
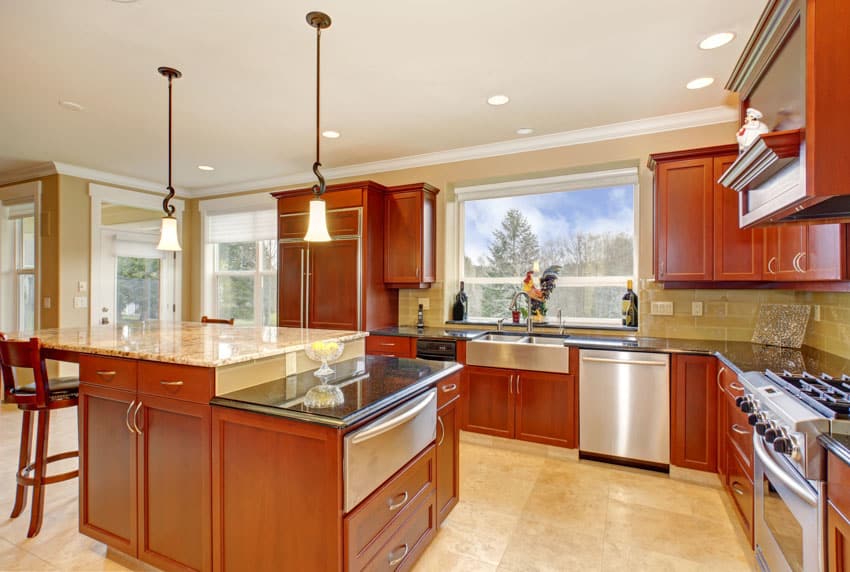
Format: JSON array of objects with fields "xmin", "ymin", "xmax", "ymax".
[
  {"xmin": 0, "ymin": 162, "xmax": 57, "ymax": 187},
  {"xmin": 191, "ymin": 105, "xmax": 738, "ymax": 198},
  {"xmin": 0, "ymin": 161, "xmax": 185, "ymax": 196}
]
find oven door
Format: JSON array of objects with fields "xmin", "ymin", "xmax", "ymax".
[{"xmin": 754, "ymin": 435, "xmax": 825, "ymax": 572}]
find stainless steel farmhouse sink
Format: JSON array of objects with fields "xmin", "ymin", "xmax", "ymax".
[{"xmin": 466, "ymin": 332, "xmax": 570, "ymax": 373}]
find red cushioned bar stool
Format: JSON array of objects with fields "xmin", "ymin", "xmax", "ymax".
[{"xmin": 0, "ymin": 334, "xmax": 79, "ymax": 537}]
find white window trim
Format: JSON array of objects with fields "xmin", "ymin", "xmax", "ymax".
[
  {"xmin": 0, "ymin": 181, "xmax": 41, "ymax": 332},
  {"xmin": 453, "ymin": 168, "xmax": 640, "ymax": 326}
]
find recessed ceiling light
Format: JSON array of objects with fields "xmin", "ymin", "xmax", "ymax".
[
  {"xmin": 686, "ymin": 77, "xmax": 715, "ymax": 90},
  {"xmin": 58, "ymin": 100, "xmax": 84, "ymax": 112},
  {"xmin": 516, "ymin": 128, "xmax": 534, "ymax": 135},
  {"xmin": 699, "ymin": 32, "xmax": 736, "ymax": 50},
  {"xmin": 198, "ymin": 165, "xmax": 215, "ymax": 171},
  {"xmin": 487, "ymin": 94, "xmax": 510, "ymax": 106},
  {"xmin": 322, "ymin": 130, "xmax": 340, "ymax": 139}
]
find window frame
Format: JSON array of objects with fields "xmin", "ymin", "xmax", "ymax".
[
  {"xmin": 210, "ymin": 239, "xmax": 277, "ymax": 326},
  {"xmin": 14, "ymin": 216, "xmax": 36, "ymax": 331},
  {"xmin": 455, "ymin": 168, "xmax": 639, "ymax": 326}
]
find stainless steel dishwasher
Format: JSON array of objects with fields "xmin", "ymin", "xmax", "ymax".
[{"xmin": 579, "ymin": 349, "xmax": 670, "ymax": 468}]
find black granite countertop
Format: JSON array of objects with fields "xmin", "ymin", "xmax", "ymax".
[
  {"xmin": 211, "ymin": 355, "xmax": 462, "ymax": 428},
  {"xmin": 819, "ymin": 434, "xmax": 850, "ymax": 467},
  {"xmin": 370, "ymin": 326, "xmax": 488, "ymax": 340},
  {"xmin": 444, "ymin": 319, "xmax": 639, "ymax": 333}
]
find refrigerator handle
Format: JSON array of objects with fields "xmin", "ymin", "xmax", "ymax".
[
  {"xmin": 300, "ymin": 248, "xmax": 305, "ymax": 328},
  {"xmin": 305, "ymin": 246, "xmax": 310, "ymax": 329}
]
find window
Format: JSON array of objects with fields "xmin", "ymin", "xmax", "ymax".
[
  {"xmin": 206, "ymin": 210, "xmax": 277, "ymax": 326},
  {"xmin": 15, "ymin": 215, "xmax": 35, "ymax": 332},
  {"xmin": 458, "ymin": 170, "xmax": 637, "ymax": 325}
]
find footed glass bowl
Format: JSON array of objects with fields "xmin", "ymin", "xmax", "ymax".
[
  {"xmin": 304, "ymin": 340, "xmax": 344, "ymax": 377},
  {"xmin": 303, "ymin": 340, "xmax": 345, "ymax": 408}
]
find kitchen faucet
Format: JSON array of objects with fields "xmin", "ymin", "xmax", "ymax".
[{"xmin": 509, "ymin": 291, "xmax": 534, "ymax": 333}]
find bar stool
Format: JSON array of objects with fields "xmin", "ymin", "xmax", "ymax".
[
  {"xmin": 201, "ymin": 315, "xmax": 235, "ymax": 325},
  {"xmin": 0, "ymin": 334, "xmax": 80, "ymax": 537}
]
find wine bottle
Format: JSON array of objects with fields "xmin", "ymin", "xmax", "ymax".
[
  {"xmin": 452, "ymin": 282, "xmax": 466, "ymax": 321},
  {"xmin": 621, "ymin": 280, "xmax": 638, "ymax": 327},
  {"xmin": 416, "ymin": 304, "xmax": 425, "ymax": 328}
]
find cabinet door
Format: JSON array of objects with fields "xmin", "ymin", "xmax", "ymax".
[
  {"xmin": 764, "ymin": 225, "xmax": 807, "ymax": 280},
  {"xmin": 78, "ymin": 383, "xmax": 138, "ymax": 555},
  {"xmin": 278, "ymin": 242, "xmax": 306, "ymax": 328},
  {"xmin": 436, "ymin": 401, "xmax": 459, "ymax": 526},
  {"xmin": 671, "ymin": 355, "xmax": 718, "ymax": 472},
  {"xmin": 307, "ymin": 239, "xmax": 360, "ymax": 330},
  {"xmin": 828, "ymin": 503, "xmax": 850, "ymax": 572},
  {"xmin": 804, "ymin": 223, "xmax": 845, "ymax": 281},
  {"xmin": 716, "ymin": 366, "xmax": 728, "ymax": 482},
  {"xmin": 384, "ymin": 191, "xmax": 422, "ymax": 284},
  {"xmin": 137, "ymin": 395, "xmax": 211, "ymax": 572},
  {"xmin": 464, "ymin": 366, "xmax": 514, "ymax": 438},
  {"xmin": 655, "ymin": 158, "xmax": 714, "ymax": 281},
  {"xmin": 515, "ymin": 371, "xmax": 576, "ymax": 448},
  {"xmin": 713, "ymin": 155, "xmax": 763, "ymax": 281}
]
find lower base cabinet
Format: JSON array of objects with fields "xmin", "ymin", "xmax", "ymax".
[
  {"xmin": 436, "ymin": 396, "xmax": 459, "ymax": 525},
  {"xmin": 828, "ymin": 502, "xmax": 850, "ymax": 572},
  {"xmin": 671, "ymin": 355, "xmax": 718, "ymax": 472}
]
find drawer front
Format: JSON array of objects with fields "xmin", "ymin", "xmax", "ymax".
[
  {"xmin": 79, "ymin": 355, "xmax": 138, "ymax": 391},
  {"xmin": 828, "ymin": 452, "xmax": 850, "ymax": 516},
  {"xmin": 280, "ymin": 209, "xmax": 361, "ymax": 240},
  {"xmin": 345, "ymin": 446, "xmax": 434, "ymax": 564},
  {"xmin": 138, "ymin": 361, "xmax": 214, "ymax": 403},
  {"xmin": 436, "ymin": 373, "xmax": 460, "ymax": 409},
  {"xmin": 726, "ymin": 396, "xmax": 754, "ymax": 477},
  {"xmin": 366, "ymin": 336, "xmax": 413, "ymax": 358},
  {"xmin": 356, "ymin": 491, "xmax": 436, "ymax": 572},
  {"xmin": 726, "ymin": 445, "xmax": 754, "ymax": 540}
]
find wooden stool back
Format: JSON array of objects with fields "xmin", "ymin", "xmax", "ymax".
[
  {"xmin": 201, "ymin": 315, "xmax": 235, "ymax": 325},
  {"xmin": 0, "ymin": 335, "xmax": 51, "ymax": 408}
]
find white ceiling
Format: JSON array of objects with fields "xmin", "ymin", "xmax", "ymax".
[{"xmin": 0, "ymin": 0, "xmax": 764, "ymax": 193}]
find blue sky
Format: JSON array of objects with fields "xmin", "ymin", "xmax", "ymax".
[{"xmin": 463, "ymin": 185, "xmax": 635, "ymax": 264}]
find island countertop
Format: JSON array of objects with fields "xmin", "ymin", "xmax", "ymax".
[{"xmin": 11, "ymin": 321, "xmax": 367, "ymax": 368}]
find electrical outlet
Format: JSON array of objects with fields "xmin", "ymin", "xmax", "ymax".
[
  {"xmin": 417, "ymin": 297, "xmax": 430, "ymax": 310},
  {"xmin": 43, "ymin": 297, "xmax": 51, "ymax": 309},
  {"xmin": 650, "ymin": 301, "xmax": 674, "ymax": 316},
  {"xmin": 692, "ymin": 301, "xmax": 704, "ymax": 317},
  {"xmin": 813, "ymin": 305, "xmax": 821, "ymax": 322},
  {"xmin": 73, "ymin": 296, "xmax": 88, "ymax": 309}
]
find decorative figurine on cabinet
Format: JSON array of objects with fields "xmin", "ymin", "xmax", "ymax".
[{"xmin": 736, "ymin": 107, "xmax": 769, "ymax": 153}]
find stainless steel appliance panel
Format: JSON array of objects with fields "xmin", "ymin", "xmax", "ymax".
[
  {"xmin": 343, "ymin": 389, "xmax": 436, "ymax": 513},
  {"xmin": 579, "ymin": 349, "xmax": 670, "ymax": 464}
]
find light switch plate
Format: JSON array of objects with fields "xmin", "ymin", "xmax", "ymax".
[
  {"xmin": 417, "ymin": 297, "xmax": 430, "ymax": 310},
  {"xmin": 78, "ymin": 281, "xmax": 87, "ymax": 293},
  {"xmin": 692, "ymin": 301, "xmax": 704, "ymax": 317},
  {"xmin": 813, "ymin": 305, "xmax": 821, "ymax": 322},
  {"xmin": 43, "ymin": 296, "xmax": 51, "ymax": 309},
  {"xmin": 73, "ymin": 296, "xmax": 88, "ymax": 309},
  {"xmin": 650, "ymin": 301, "xmax": 674, "ymax": 316}
]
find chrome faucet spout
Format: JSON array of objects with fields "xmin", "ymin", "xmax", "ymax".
[{"xmin": 509, "ymin": 291, "xmax": 534, "ymax": 334}]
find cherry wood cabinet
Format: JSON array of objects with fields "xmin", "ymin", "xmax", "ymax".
[
  {"xmin": 436, "ymin": 393, "xmax": 459, "ymax": 525},
  {"xmin": 384, "ymin": 183, "xmax": 438, "ymax": 288},
  {"xmin": 827, "ymin": 452, "xmax": 850, "ymax": 572},
  {"xmin": 278, "ymin": 241, "xmax": 307, "ymax": 328},
  {"xmin": 713, "ymin": 154, "xmax": 764, "ymax": 281},
  {"xmin": 671, "ymin": 354, "xmax": 717, "ymax": 472},
  {"xmin": 464, "ymin": 360, "xmax": 577, "ymax": 449},
  {"xmin": 307, "ymin": 238, "xmax": 361, "ymax": 331}
]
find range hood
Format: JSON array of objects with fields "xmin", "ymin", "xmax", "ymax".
[{"xmin": 721, "ymin": 0, "xmax": 850, "ymax": 228}]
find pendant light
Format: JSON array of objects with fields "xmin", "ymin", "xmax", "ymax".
[
  {"xmin": 156, "ymin": 66, "xmax": 183, "ymax": 251},
  {"xmin": 303, "ymin": 11, "xmax": 332, "ymax": 242}
]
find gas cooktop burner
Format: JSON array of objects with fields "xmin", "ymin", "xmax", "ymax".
[{"xmin": 765, "ymin": 370, "xmax": 850, "ymax": 420}]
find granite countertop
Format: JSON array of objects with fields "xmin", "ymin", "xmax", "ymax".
[
  {"xmin": 370, "ymin": 326, "xmax": 490, "ymax": 340},
  {"xmin": 819, "ymin": 434, "xmax": 850, "ymax": 467},
  {"xmin": 211, "ymin": 355, "xmax": 463, "ymax": 427},
  {"xmin": 15, "ymin": 321, "xmax": 366, "ymax": 367},
  {"xmin": 444, "ymin": 319, "xmax": 638, "ymax": 333}
]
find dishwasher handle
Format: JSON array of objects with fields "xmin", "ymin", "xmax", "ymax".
[
  {"xmin": 581, "ymin": 356, "xmax": 668, "ymax": 367},
  {"xmin": 349, "ymin": 391, "xmax": 436, "ymax": 444}
]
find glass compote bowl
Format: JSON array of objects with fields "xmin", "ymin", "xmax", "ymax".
[{"xmin": 303, "ymin": 340, "xmax": 345, "ymax": 408}]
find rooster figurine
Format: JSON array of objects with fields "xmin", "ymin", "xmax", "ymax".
[
  {"xmin": 522, "ymin": 271, "xmax": 543, "ymax": 301},
  {"xmin": 525, "ymin": 266, "xmax": 561, "ymax": 317}
]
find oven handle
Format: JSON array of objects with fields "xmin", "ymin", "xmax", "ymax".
[{"xmin": 753, "ymin": 434, "xmax": 818, "ymax": 507}]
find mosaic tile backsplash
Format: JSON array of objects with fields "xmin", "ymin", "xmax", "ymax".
[{"xmin": 751, "ymin": 304, "xmax": 811, "ymax": 348}]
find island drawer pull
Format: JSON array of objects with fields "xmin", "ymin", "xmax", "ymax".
[
  {"xmin": 349, "ymin": 391, "xmax": 435, "ymax": 444},
  {"xmin": 133, "ymin": 401, "xmax": 143, "ymax": 434},
  {"xmin": 387, "ymin": 491, "xmax": 409, "ymax": 511},
  {"xmin": 388, "ymin": 543, "xmax": 409, "ymax": 567},
  {"xmin": 125, "ymin": 400, "xmax": 137, "ymax": 434},
  {"xmin": 160, "ymin": 380, "xmax": 184, "ymax": 386},
  {"xmin": 440, "ymin": 383, "xmax": 457, "ymax": 393},
  {"xmin": 581, "ymin": 356, "xmax": 667, "ymax": 367},
  {"xmin": 96, "ymin": 370, "xmax": 117, "ymax": 379},
  {"xmin": 729, "ymin": 382, "xmax": 745, "ymax": 391},
  {"xmin": 379, "ymin": 342, "xmax": 397, "ymax": 347},
  {"xmin": 731, "ymin": 482, "xmax": 745, "ymax": 496},
  {"xmin": 731, "ymin": 424, "xmax": 750, "ymax": 435}
]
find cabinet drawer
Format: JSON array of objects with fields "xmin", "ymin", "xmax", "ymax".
[
  {"xmin": 138, "ymin": 362, "xmax": 214, "ymax": 403},
  {"xmin": 280, "ymin": 209, "xmax": 361, "ymax": 240},
  {"xmin": 436, "ymin": 374, "xmax": 460, "ymax": 409},
  {"xmin": 79, "ymin": 355, "xmax": 137, "ymax": 391},
  {"xmin": 366, "ymin": 336, "xmax": 414, "ymax": 358},
  {"xmin": 345, "ymin": 446, "xmax": 434, "ymax": 565},
  {"xmin": 726, "ymin": 396, "xmax": 754, "ymax": 477},
  {"xmin": 726, "ymin": 445, "xmax": 754, "ymax": 542},
  {"xmin": 353, "ymin": 490, "xmax": 436, "ymax": 572}
]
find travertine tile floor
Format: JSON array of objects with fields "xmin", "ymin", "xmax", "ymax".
[{"xmin": 0, "ymin": 404, "xmax": 755, "ymax": 571}]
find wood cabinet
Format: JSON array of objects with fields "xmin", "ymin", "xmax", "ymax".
[
  {"xmin": 764, "ymin": 223, "xmax": 846, "ymax": 282},
  {"xmin": 384, "ymin": 183, "xmax": 438, "ymax": 288},
  {"xmin": 272, "ymin": 181, "xmax": 398, "ymax": 331},
  {"xmin": 365, "ymin": 335, "xmax": 416, "ymax": 358},
  {"xmin": 436, "ymin": 388, "xmax": 459, "ymax": 525},
  {"xmin": 78, "ymin": 355, "xmax": 212, "ymax": 572},
  {"xmin": 464, "ymin": 358, "xmax": 577, "ymax": 449},
  {"xmin": 713, "ymin": 155, "xmax": 764, "ymax": 281},
  {"xmin": 671, "ymin": 354, "xmax": 717, "ymax": 472},
  {"xmin": 827, "ymin": 452, "xmax": 850, "ymax": 572}
]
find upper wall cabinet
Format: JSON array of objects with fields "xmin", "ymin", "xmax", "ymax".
[
  {"xmin": 384, "ymin": 183, "xmax": 439, "ymax": 289},
  {"xmin": 721, "ymin": 0, "xmax": 850, "ymax": 226}
]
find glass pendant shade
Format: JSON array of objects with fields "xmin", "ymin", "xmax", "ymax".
[
  {"xmin": 157, "ymin": 215, "xmax": 182, "ymax": 251},
  {"xmin": 304, "ymin": 198, "xmax": 332, "ymax": 242}
]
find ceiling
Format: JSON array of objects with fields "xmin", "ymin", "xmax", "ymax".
[{"xmin": 0, "ymin": 0, "xmax": 764, "ymax": 193}]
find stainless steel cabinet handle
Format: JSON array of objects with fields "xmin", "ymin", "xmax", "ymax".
[
  {"xmin": 350, "ymin": 391, "xmax": 436, "ymax": 444},
  {"xmin": 716, "ymin": 367, "xmax": 726, "ymax": 394},
  {"xmin": 508, "ymin": 374, "xmax": 514, "ymax": 394},
  {"xmin": 379, "ymin": 342, "xmax": 397, "ymax": 347},
  {"xmin": 767, "ymin": 256, "xmax": 777, "ymax": 274},
  {"xmin": 132, "ymin": 401, "xmax": 143, "ymax": 434},
  {"xmin": 305, "ymin": 248, "xmax": 311, "ymax": 329},
  {"xmin": 387, "ymin": 491, "xmax": 409, "ymax": 511},
  {"xmin": 300, "ymin": 248, "xmax": 305, "ymax": 328},
  {"xmin": 798, "ymin": 251, "xmax": 807, "ymax": 272},
  {"xmin": 792, "ymin": 252, "xmax": 803, "ymax": 273},
  {"xmin": 96, "ymin": 370, "xmax": 117, "ymax": 380},
  {"xmin": 160, "ymin": 380, "xmax": 184, "ymax": 386},
  {"xmin": 415, "ymin": 267, "xmax": 420, "ymax": 278},
  {"xmin": 516, "ymin": 374, "xmax": 521, "ymax": 394},
  {"xmin": 581, "ymin": 356, "xmax": 668, "ymax": 367},
  {"xmin": 731, "ymin": 424, "xmax": 750, "ymax": 435},
  {"xmin": 441, "ymin": 383, "xmax": 458, "ymax": 393},
  {"xmin": 437, "ymin": 415, "xmax": 446, "ymax": 446},
  {"xmin": 388, "ymin": 543, "xmax": 409, "ymax": 567},
  {"xmin": 731, "ymin": 482, "xmax": 745, "ymax": 496},
  {"xmin": 729, "ymin": 382, "xmax": 745, "ymax": 391},
  {"xmin": 125, "ymin": 400, "xmax": 137, "ymax": 434}
]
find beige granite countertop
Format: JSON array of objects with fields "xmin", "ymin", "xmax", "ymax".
[{"xmin": 14, "ymin": 321, "xmax": 367, "ymax": 368}]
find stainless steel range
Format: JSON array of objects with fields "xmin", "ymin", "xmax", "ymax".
[{"xmin": 738, "ymin": 369, "xmax": 850, "ymax": 572}]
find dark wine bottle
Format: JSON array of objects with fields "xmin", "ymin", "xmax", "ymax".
[
  {"xmin": 452, "ymin": 282, "xmax": 467, "ymax": 321},
  {"xmin": 621, "ymin": 279, "xmax": 638, "ymax": 327}
]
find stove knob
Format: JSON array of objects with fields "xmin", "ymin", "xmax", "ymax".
[
  {"xmin": 735, "ymin": 396, "xmax": 746, "ymax": 408},
  {"xmin": 755, "ymin": 421, "xmax": 769, "ymax": 436},
  {"xmin": 773, "ymin": 437, "xmax": 792, "ymax": 455},
  {"xmin": 747, "ymin": 413, "xmax": 759, "ymax": 426},
  {"xmin": 740, "ymin": 400, "xmax": 755, "ymax": 414},
  {"xmin": 765, "ymin": 427, "xmax": 779, "ymax": 443}
]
